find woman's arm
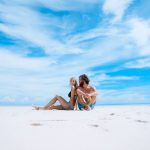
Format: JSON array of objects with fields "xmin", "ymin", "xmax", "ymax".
[
  {"xmin": 70, "ymin": 87, "xmax": 77, "ymax": 107},
  {"xmin": 74, "ymin": 100, "xmax": 78, "ymax": 110}
]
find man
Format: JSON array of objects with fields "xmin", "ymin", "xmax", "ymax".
[{"xmin": 77, "ymin": 74, "xmax": 98, "ymax": 110}]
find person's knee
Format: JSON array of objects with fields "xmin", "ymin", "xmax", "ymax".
[
  {"xmin": 56, "ymin": 95, "xmax": 61, "ymax": 99},
  {"xmin": 55, "ymin": 95, "xmax": 60, "ymax": 99}
]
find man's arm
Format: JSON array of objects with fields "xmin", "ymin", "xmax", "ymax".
[
  {"xmin": 85, "ymin": 87, "xmax": 98, "ymax": 105},
  {"xmin": 77, "ymin": 88, "xmax": 86, "ymax": 97},
  {"xmin": 88, "ymin": 86, "xmax": 98, "ymax": 97}
]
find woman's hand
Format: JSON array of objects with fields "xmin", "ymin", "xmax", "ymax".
[{"xmin": 71, "ymin": 85, "xmax": 75, "ymax": 90}]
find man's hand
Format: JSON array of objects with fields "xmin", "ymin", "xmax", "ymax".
[{"xmin": 85, "ymin": 93, "xmax": 91, "ymax": 99}]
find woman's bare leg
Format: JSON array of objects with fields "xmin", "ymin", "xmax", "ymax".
[
  {"xmin": 43, "ymin": 95, "xmax": 60, "ymax": 109},
  {"xmin": 33, "ymin": 95, "xmax": 73, "ymax": 110},
  {"xmin": 33, "ymin": 95, "xmax": 60, "ymax": 110},
  {"xmin": 33, "ymin": 105, "xmax": 63, "ymax": 110},
  {"xmin": 56, "ymin": 96, "xmax": 73, "ymax": 110},
  {"xmin": 47, "ymin": 105, "xmax": 63, "ymax": 110},
  {"xmin": 45, "ymin": 95, "xmax": 72, "ymax": 109}
]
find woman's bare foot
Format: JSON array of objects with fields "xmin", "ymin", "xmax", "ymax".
[{"xmin": 32, "ymin": 106, "xmax": 39, "ymax": 110}]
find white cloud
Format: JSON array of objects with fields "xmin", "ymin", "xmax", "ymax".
[
  {"xmin": 124, "ymin": 57, "xmax": 150, "ymax": 69},
  {"xmin": 103, "ymin": 0, "xmax": 133, "ymax": 22},
  {"xmin": 0, "ymin": 3, "xmax": 84, "ymax": 55},
  {"xmin": 0, "ymin": 49, "xmax": 55, "ymax": 71},
  {"xmin": 98, "ymin": 85, "xmax": 150, "ymax": 104},
  {"xmin": 126, "ymin": 17, "xmax": 150, "ymax": 53},
  {"xmin": 90, "ymin": 73, "xmax": 139, "ymax": 87},
  {"xmin": 68, "ymin": 26, "xmax": 119, "ymax": 44}
]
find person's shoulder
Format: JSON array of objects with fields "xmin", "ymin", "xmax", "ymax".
[
  {"xmin": 89, "ymin": 85, "xmax": 97, "ymax": 90},
  {"xmin": 71, "ymin": 85, "xmax": 75, "ymax": 90},
  {"xmin": 77, "ymin": 86, "xmax": 82, "ymax": 90}
]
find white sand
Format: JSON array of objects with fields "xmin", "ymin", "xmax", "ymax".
[{"xmin": 0, "ymin": 105, "xmax": 150, "ymax": 150}]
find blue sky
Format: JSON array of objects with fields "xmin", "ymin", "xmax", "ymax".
[{"xmin": 0, "ymin": 0, "xmax": 150, "ymax": 105}]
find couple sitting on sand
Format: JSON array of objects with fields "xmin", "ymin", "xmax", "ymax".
[{"xmin": 33, "ymin": 74, "xmax": 97, "ymax": 111}]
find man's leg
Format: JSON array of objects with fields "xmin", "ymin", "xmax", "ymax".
[
  {"xmin": 77, "ymin": 90, "xmax": 89, "ymax": 110},
  {"xmin": 77, "ymin": 90, "xmax": 87, "ymax": 104},
  {"xmin": 77, "ymin": 95, "xmax": 87, "ymax": 106},
  {"xmin": 87, "ymin": 96, "xmax": 96, "ymax": 105}
]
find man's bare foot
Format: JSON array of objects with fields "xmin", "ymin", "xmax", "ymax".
[{"xmin": 83, "ymin": 105, "xmax": 91, "ymax": 111}]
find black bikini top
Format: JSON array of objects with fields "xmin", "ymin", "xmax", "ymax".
[{"xmin": 68, "ymin": 91, "xmax": 71, "ymax": 98}]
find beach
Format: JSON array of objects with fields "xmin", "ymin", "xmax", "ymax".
[{"xmin": 0, "ymin": 105, "xmax": 150, "ymax": 150}]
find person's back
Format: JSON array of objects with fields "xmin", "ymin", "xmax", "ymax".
[{"xmin": 68, "ymin": 86, "xmax": 78, "ymax": 109}]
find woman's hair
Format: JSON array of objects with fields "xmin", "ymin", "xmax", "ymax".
[
  {"xmin": 79, "ymin": 74, "xmax": 90, "ymax": 84},
  {"xmin": 70, "ymin": 77, "xmax": 78, "ymax": 89}
]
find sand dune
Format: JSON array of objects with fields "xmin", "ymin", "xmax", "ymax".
[{"xmin": 0, "ymin": 105, "xmax": 150, "ymax": 150}]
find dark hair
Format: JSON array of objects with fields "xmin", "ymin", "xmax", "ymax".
[{"xmin": 79, "ymin": 74, "xmax": 90, "ymax": 84}]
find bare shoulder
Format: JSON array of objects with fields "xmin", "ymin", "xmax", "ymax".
[
  {"xmin": 89, "ymin": 85, "xmax": 96, "ymax": 91},
  {"xmin": 71, "ymin": 85, "xmax": 75, "ymax": 90},
  {"xmin": 77, "ymin": 86, "xmax": 83, "ymax": 91},
  {"xmin": 77, "ymin": 86, "xmax": 81, "ymax": 89}
]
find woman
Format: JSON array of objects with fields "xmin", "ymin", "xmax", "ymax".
[{"xmin": 33, "ymin": 77, "xmax": 78, "ymax": 110}]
